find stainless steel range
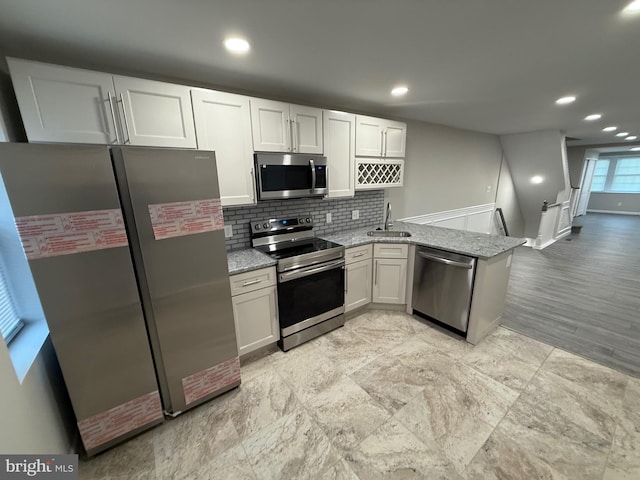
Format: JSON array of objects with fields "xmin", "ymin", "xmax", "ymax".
[{"xmin": 251, "ymin": 214, "xmax": 345, "ymax": 351}]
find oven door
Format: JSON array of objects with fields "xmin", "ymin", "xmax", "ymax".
[{"xmin": 277, "ymin": 258, "xmax": 345, "ymax": 336}]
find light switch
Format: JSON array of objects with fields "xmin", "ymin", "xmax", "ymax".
[
  {"xmin": 224, "ymin": 225, "xmax": 233, "ymax": 238},
  {"xmin": 352, "ymin": 210, "xmax": 360, "ymax": 220},
  {"xmin": 326, "ymin": 212, "xmax": 332, "ymax": 223}
]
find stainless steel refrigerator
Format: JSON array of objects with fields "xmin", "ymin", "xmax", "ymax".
[
  {"xmin": 0, "ymin": 143, "xmax": 240, "ymax": 454},
  {"xmin": 111, "ymin": 146, "xmax": 240, "ymax": 415},
  {"xmin": 0, "ymin": 143, "xmax": 164, "ymax": 455}
]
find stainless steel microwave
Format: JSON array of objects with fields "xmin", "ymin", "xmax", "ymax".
[{"xmin": 254, "ymin": 153, "xmax": 328, "ymax": 200}]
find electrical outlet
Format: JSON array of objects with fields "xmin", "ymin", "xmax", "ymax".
[
  {"xmin": 326, "ymin": 212, "xmax": 332, "ymax": 223},
  {"xmin": 352, "ymin": 210, "xmax": 360, "ymax": 220},
  {"xmin": 224, "ymin": 225, "xmax": 233, "ymax": 238},
  {"xmin": 617, "ymin": 202, "xmax": 623, "ymax": 207},
  {"xmin": 486, "ymin": 185, "xmax": 492, "ymax": 193}
]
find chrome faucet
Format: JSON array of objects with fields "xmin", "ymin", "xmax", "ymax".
[{"xmin": 384, "ymin": 202, "xmax": 393, "ymax": 230}]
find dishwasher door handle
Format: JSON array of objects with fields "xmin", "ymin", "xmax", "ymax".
[{"xmin": 417, "ymin": 251, "xmax": 473, "ymax": 269}]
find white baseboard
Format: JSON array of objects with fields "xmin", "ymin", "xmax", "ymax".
[
  {"xmin": 587, "ymin": 209, "xmax": 640, "ymax": 216},
  {"xmin": 531, "ymin": 229, "xmax": 571, "ymax": 250},
  {"xmin": 399, "ymin": 203, "xmax": 496, "ymax": 234}
]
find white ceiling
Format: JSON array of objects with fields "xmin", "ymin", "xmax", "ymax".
[{"xmin": 1, "ymin": 0, "xmax": 640, "ymax": 150}]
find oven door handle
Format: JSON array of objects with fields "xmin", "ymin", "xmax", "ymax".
[{"xmin": 279, "ymin": 258, "xmax": 345, "ymax": 283}]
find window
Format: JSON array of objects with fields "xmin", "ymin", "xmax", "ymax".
[
  {"xmin": 592, "ymin": 156, "xmax": 640, "ymax": 193},
  {"xmin": 590, "ymin": 159, "xmax": 609, "ymax": 192},
  {"xmin": 611, "ymin": 158, "xmax": 640, "ymax": 192},
  {"xmin": 0, "ymin": 259, "xmax": 23, "ymax": 344}
]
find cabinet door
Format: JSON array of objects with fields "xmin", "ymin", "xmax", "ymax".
[
  {"xmin": 114, "ymin": 76, "xmax": 197, "ymax": 148},
  {"xmin": 192, "ymin": 89, "xmax": 255, "ymax": 206},
  {"xmin": 355, "ymin": 115, "xmax": 384, "ymax": 157},
  {"xmin": 345, "ymin": 259, "xmax": 372, "ymax": 312},
  {"xmin": 250, "ymin": 98, "xmax": 291, "ymax": 152},
  {"xmin": 291, "ymin": 104, "xmax": 323, "ymax": 154},
  {"xmin": 372, "ymin": 258, "xmax": 407, "ymax": 304},
  {"xmin": 384, "ymin": 120, "xmax": 407, "ymax": 158},
  {"xmin": 323, "ymin": 110, "xmax": 355, "ymax": 198},
  {"xmin": 232, "ymin": 286, "xmax": 279, "ymax": 356},
  {"xmin": 7, "ymin": 58, "xmax": 118, "ymax": 144}
]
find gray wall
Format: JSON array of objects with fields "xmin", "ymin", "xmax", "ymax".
[
  {"xmin": 500, "ymin": 130, "xmax": 568, "ymax": 238},
  {"xmin": 588, "ymin": 193, "xmax": 640, "ymax": 213},
  {"xmin": 494, "ymin": 155, "xmax": 525, "ymax": 237},
  {"xmin": 387, "ymin": 119, "xmax": 503, "ymax": 219},
  {"xmin": 224, "ymin": 190, "xmax": 385, "ymax": 250}
]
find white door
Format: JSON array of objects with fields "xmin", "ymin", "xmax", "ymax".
[
  {"xmin": 7, "ymin": 58, "xmax": 118, "ymax": 144},
  {"xmin": 290, "ymin": 104, "xmax": 323, "ymax": 154},
  {"xmin": 232, "ymin": 286, "xmax": 279, "ymax": 356},
  {"xmin": 323, "ymin": 111, "xmax": 355, "ymax": 198},
  {"xmin": 384, "ymin": 121, "xmax": 407, "ymax": 158},
  {"xmin": 192, "ymin": 89, "xmax": 255, "ymax": 206},
  {"xmin": 345, "ymin": 259, "xmax": 372, "ymax": 312},
  {"xmin": 114, "ymin": 76, "xmax": 197, "ymax": 148},
  {"xmin": 576, "ymin": 158, "xmax": 597, "ymax": 216},
  {"xmin": 372, "ymin": 258, "xmax": 407, "ymax": 304},
  {"xmin": 250, "ymin": 98, "xmax": 291, "ymax": 152},
  {"xmin": 355, "ymin": 115, "xmax": 384, "ymax": 157}
]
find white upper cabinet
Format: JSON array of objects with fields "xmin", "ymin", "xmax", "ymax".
[
  {"xmin": 114, "ymin": 76, "xmax": 196, "ymax": 148},
  {"xmin": 250, "ymin": 98, "xmax": 322, "ymax": 154},
  {"xmin": 355, "ymin": 115, "xmax": 406, "ymax": 158},
  {"xmin": 7, "ymin": 58, "xmax": 196, "ymax": 148},
  {"xmin": 191, "ymin": 89, "xmax": 255, "ymax": 206},
  {"xmin": 323, "ymin": 110, "xmax": 355, "ymax": 198},
  {"xmin": 7, "ymin": 58, "xmax": 119, "ymax": 144}
]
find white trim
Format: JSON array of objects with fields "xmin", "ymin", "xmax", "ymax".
[
  {"xmin": 533, "ymin": 229, "xmax": 571, "ymax": 250},
  {"xmin": 587, "ymin": 209, "xmax": 640, "ymax": 216},
  {"xmin": 398, "ymin": 203, "xmax": 496, "ymax": 234}
]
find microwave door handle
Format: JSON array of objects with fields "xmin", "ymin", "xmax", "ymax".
[{"xmin": 309, "ymin": 158, "xmax": 316, "ymax": 191}]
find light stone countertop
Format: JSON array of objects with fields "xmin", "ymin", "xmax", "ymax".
[
  {"xmin": 320, "ymin": 221, "xmax": 526, "ymax": 259},
  {"xmin": 227, "ymin": 248, "xmax": 276, "ymax": 275}
]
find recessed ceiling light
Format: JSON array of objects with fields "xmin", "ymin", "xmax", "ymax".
[
  {"xmin": 584, "ymin": 114, "xmax": 602, "ymax": 121},
  {"xmin": 530, "ymin": 175, "xmax": 544, "ymax": 184},
  {"xmin": 391, "ymin": 86, "xmax": 409, "ymax": 96},
  {"xmin": 624, "ymin": 1, "xmax": 640, "ymax": 13},
  {"xmin": 631, "ymin": 147, "xmax": 640, "ymax": 151},
  {"xmin": 555, "ymin": 96, "xmax": 576, "ymax": 105},
  {"xmin": 626, "ymin": 136, "xmax": 638, "ymax": 140},
  {"xmin": 224, "ymin": 37, "xmax": 250, "ymax": 54},
  {"xmin": 602, "ymin": 126, "xmax": 617, "ymax": 132},
  {"xmin": 617, "ymin": 132, "xmax": 630, "ymax": 137}
]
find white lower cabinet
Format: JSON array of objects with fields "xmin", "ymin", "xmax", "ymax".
[
  {"xmin": 230, "ymin": 267, "xmax": 279, "ymax": 356},
  {"xmin": 344, "ymin": 245, "xmax": 373, "ymax": 312},
  {"xmin": 372, "ymin": 244, "xmax": 408, "ymax": 304}
]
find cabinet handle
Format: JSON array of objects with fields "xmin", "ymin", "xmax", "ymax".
[
  {"xmin": 250, "ymin": 167, "xmax": 256, "ymax": 203},
  {"xmin": 352, "ymin": 252, "xmax": 366, "ymax": 258},
  {"xmin": 107, "ymin": 91, "xmax": 120, "ymax": 144},
  {"xmin": 291, "ymin": 118, "xmax": 298, "ymax": 152},
  {"xmin": 383, "ymin": 130, "xmax": 388, "ymax": 157},
  {"xmin": 374, "ymin": 260, "xmax": 378, "ymax": 286},
  {"xmin": 119, "ymin": 93, "xmax": 131, "ymax": 144},
  {"xmin": 380, "ymin": 130, "xmax": 384, "ymax": 156},
  {"xmin": 287, "ymin": 118, "xmax": 293, "ymax": 152},
  {"xmin": 242, "ymin": 279, "xmax": 262, "ymax": 287}
]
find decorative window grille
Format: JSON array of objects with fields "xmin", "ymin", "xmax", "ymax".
[{"xmin": 355, "ymin": 159, "xmax": 404, "ymax": 190}]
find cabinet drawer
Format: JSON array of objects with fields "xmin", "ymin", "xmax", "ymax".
[
  {"xmin": 345, "ymin": 244, "xmax": 373, "ymax": 264},
  {"xmin": 374, "ymin": 243, "xmax": 408, "ymax": 259},
  {"xmin": 230, "ymin": 267, "xmax": 276, "ymax": 296}
]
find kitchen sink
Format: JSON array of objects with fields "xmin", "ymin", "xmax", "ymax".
[{"xmin": 366, "ymin": 230, "xmax": 412, "ymax": 238}]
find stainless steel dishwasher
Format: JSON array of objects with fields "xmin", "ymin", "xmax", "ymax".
[{"xmin": 412, "ymin": 246, "xmax": 476, "ymax": 333}]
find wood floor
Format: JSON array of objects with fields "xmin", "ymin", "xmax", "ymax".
[{"xmin": 502, "ymin": 213, "xmax": 640, "ymax": 378}]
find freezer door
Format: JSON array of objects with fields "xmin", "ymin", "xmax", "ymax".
[
  {"xmin": 112, "ymin": 147, "xmax": 239, "ymax": 414},
  {"xmin": 0, "ymin": 143, "xmax": 163, "ymax": 455}
]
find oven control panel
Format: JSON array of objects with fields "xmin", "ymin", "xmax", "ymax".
[{"xmin": 251, "ymin": 214, "xmax": 313, "ymax": 234}]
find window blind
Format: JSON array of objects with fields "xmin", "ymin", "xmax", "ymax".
[{"xmin": 0, "ymin": 261, "xmax": 23, "ymax": 344}]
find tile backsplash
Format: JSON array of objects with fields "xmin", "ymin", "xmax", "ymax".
[{"xmin": 223, "ymin": 190, "xmax": 385, "ymax": 250}]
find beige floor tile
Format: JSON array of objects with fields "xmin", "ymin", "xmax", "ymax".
[
  {"xmin": 603, "ymin": 379, "xmax": 640, "ymax": 480},
  {"xmin": 172, "ymin": 444, "xmax": 256, "ymax": 480},
  {"xmin": 343, "ymin": 418, "xmax": 462, "ymax": 480},
  {"xmin": 394, "ymin": 363, "xmax": 519, "ymax": 473},
  {"xmin": 242, "ymin": 407, "xmax": 340, "ymax": 480},
  {"xmin": 319, "ymin": 459, "xmax": 360, "ymax": 480},
  {"xmin": 462, "ymin": 327, "xmax": 553, "ymax": 390},
  {"xmin": 305, "ymin": 376, "xmax": 391, "ymax": 452},
  {"xmin": 313, "ymin": 326, "xmax": 387, "ymax": 375}
]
